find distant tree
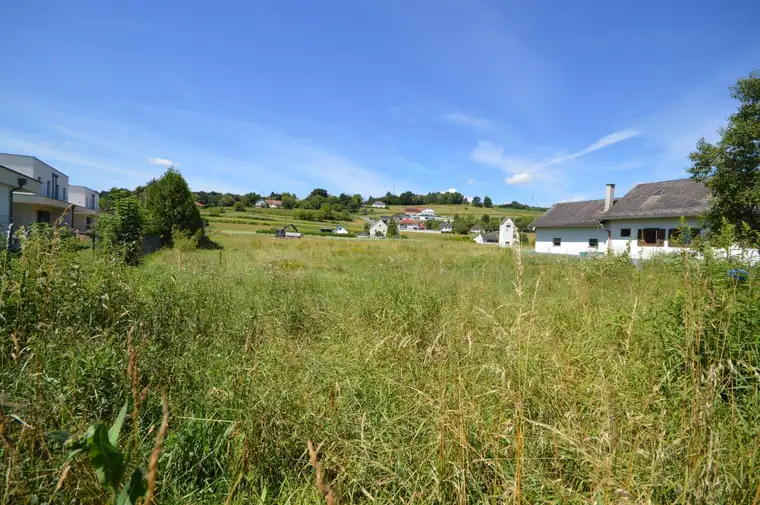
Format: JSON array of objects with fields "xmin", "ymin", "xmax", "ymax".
[
  {"xmin": 339, "ymin": 209, "xmax": 350, "ymax": 220},
  {"xmin": 218, "ymin": 195, "xmax": 235, "ymax": 207},
  {"xmin": 399, "ymin": 191, "xmax": 416, "ymax": 205},
  {"xmin": 481, "ymin": 214, "xmax": 490, "ymax": 224},
  {"xmin": 484, "ymin": 196, "xmax": 493, "ymax": 208},
  {"xmin": 689, "ymin": 71, "xmax": 760, "ymax": 243},
  {"xmin": 425, "ymin": 219, "xmax": 439, "ymax": 230},
  {"xmin": 309, "ymin": 188, "xmax": 329, "ymax": 199},
  {"xmin": 282, "ymin": 195, "xmax": 297, "ymax": 209},
  {"xmin": 96, "ymin": 192, "xmax": 144, "ymax": 265},
  {"xmin": 388, "ymin": 218, "xmax": 399, "ymax": 238},
  {"xmin": 471, "ymin": 196, "xmax": 483, "ymax": 207},
  {"xmin": 363, "ymin": 222, "xmax": 370, "ymax": 234},
  {"xmin": 452, "ymin": 214, "xmax": 473, "ymax": 235},
  {"xmin": 240, "ymin": 192, "xmax": 261, "ymax": 206},
  {"xmin": 233, "ymin": 201, "xmax": 246, "ymax": 212},
  {"xmin": 144, "ymin": 168, "xmax": 204, "ymax": 245}
]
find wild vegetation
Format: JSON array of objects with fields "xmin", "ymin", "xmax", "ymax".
[{"xmin": 1, "ymin": 228, "xmax": 758, "ymax": 504}]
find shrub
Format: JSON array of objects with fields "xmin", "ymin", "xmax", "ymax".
[{"xmin": 96, "ymin": 194, "xmax": 144, "ymax": 265}]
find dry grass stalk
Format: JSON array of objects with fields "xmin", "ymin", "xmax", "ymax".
[
  {"xmin": 126, "ymin": 327, "xmax": 141, "ymax": 448},
  {"xmin": 47, "ymin": 463, "xmax": 70, "ymax": 505},
  {"xmin": 143, "ymin": 389, "xmax": 169, "ymax": 505},
  {"xmin": 307, "ymin": 439, "xmax": 337, "ymax": 505}
]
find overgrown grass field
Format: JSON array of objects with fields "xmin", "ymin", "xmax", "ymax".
[{"xmin": 1, "ymin": 231, "xmax": 758, "ymax": 504}]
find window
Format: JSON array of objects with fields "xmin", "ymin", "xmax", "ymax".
[
  {"xmin": 638, "ymin": 228, "xmax": 666, "ymax": 247},
  {"xmin": 553, "ymin": 237, "xmax": 561, "ymax": 246},
  {"xmin": 63, "ymin": 188, "xmax": 67, "ymax": 201},
  {"xmin": 46, "ymin": 181, "xmax": 50, "ymax": 197},
  {"xmin": 53, "ymin": 174, "xmax": 59, "ymax": 199},
  {"xmin": 36, "ymin": 210, "xmax": 51, "ymax": 224},
  {"xmin": 668, "ymin": 228, "xmax": 701, "ymax": 247},
  {"xmin": 620, "ymin": 228, "xmax": 631, "ymax": 238},
  {"xmin": 588, "ymin": 238, "xmax": 599, "ymax": 248}
]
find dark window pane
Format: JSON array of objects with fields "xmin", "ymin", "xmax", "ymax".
[
  {"xmin": 553, "ymin": 237, "xmax": 561, "ymax": 246},
  {"xmin": 620, "ymin": 228, "xmax": 631, "ymax": 237},
  {"xmin": 589, "ymin": 238, "xmax": 599, "ymax": 248}
]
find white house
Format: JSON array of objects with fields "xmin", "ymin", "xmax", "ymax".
[
  {"xmin": 440, "ymin": 222, "xmax": 453, "ymax": 233},
  {"xmin": 473, "ymin": 232, "xmax": 499, "ymax": 245},
  {"xmin": 418, "ymin": 208, "xmax": 435, "ymax": 218},
  {"xmin": 369, "ymin": 220, "xmax": 388, "ymax": 237},
  {"xmin": 531, "ymin": 179, "xmax": 710, "ymax": 259},
  {"xmin": 372, "ymin": 201, "xmax": 388, "ymax": 209},
  {"xmin": 0, "ymin": 163, "xmax": 43, "ymax": 233},
  {"xmin": 0, "ymin": 154, "xmax": 98, "ymax": 232},
  {"xmin": 498, "ymin": 217, "xmax": 518, "ymax": 247},
  {"xmin": 68, "ymin": 185, "xmax": 100, "ymax": 230},
  {"xmin": 334, "ymin": 225, "xmax": 349, "ymax": 235},
  {"xmin": 255, "ymin": 199, "xmax": 268, "ymax": 208}
]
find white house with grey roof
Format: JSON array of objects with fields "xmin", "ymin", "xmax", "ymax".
[{"xmin": 531, "ymin": 179, "xmax": 710, "ymax": 259}]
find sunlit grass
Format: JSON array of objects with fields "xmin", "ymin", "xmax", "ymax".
[{"xmin": 2, "ymin": 231, "xmax": 758, "ymax": 504}]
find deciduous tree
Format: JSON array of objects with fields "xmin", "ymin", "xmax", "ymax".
[{"xmin": 689, "ymin": 72, "xmax": 760, "ymax": 243}]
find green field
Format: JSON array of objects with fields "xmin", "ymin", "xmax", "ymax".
[
  {"xmin": 202, "ymin": 207, "xmax": 367, "ymax": 235},
  {"xmin": 2, "ymin": 231, "xmax": 758, "ymax": 504}
]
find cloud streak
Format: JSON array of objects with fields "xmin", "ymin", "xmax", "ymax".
[
  {"xmin": 149, "ymin": 157, "xmax": 179, "ymax": 167},
  {"xmin": 542, "ymin": 128, "xmax": 640, "ymax": 167},
  {"xmin": 443, "ymin": 112, "xmax": 494, "ymax": 130},
  {"xmin": 470, "ymin": 128, "xmax": 641, "ymax": 186}
]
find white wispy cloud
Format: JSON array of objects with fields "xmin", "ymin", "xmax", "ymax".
[
  {"xmin": 542, "ymin": 128, "xmax": 640, "ymax": 167},
  {"xmin": 505, "ymin": 172, "xmax": 532, "ymax": 185},
  {"xmin": 148, "ymin": 157, "xmax": 179, "ymax": 167},
  {"xmin": 440, "ymin": 187, "xmax": 457, "ymax": 193},
  {"xmin": 443, "ymin": 113, "xmax": 494, "ymax": 130},
  {"xmin": 466, "ymin": 178, "xmax": 476, "ymax": 185},
  {"xmin": 470, "ymin": 128, "xmax": 641, "ymax": 187}
]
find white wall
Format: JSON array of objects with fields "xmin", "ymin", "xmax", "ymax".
[
  {"xmin": 535, "ymin": 227, "xmax": 609, "ymax": 255},
  {"xmin": 12, "ymin": 203, "xmax": 71, "ymax": 229},
  {"xmin": 0, "ymin": 186, "xmax": 9, "ymax": 228},
  {"xmin": 69, "ymin": 185, "xmax": 99, "ymax": 210},
  {"xmin": 0, "ymin": 155, "xmax": 70, "ymax": 201},
  {"xmin": 605, "ymin": 218, "xmax": 702, "ymax": 259},
  {"xmin": 535, "ymin": 218, "xmax": 705, "ymax": 258}
]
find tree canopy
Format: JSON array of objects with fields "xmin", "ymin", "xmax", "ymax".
[
  {"xmin": 145, "ymin": 169, "xmax": 204, "ymax": 244},
  {"xmin": 689, "ymin": 71, "xmax": 760, "ymax": 241}
]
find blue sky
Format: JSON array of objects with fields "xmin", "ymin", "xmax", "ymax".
[{"xmin": 1, "ymin": 0, "xmax": 759, "ymax": 205}]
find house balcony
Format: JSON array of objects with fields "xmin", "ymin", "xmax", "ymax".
[{"xmin": 12, "ymin": 192, "xmax": 99, "ymax": 232}]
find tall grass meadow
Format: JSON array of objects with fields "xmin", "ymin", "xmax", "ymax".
[{"xmin": 1, "ymin": 229, "xmax": 758, "ymax": 503}]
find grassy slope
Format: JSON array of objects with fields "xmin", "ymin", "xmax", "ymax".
[{"xmin": 2, "ymin": 232, "xmax": 758, "ymax": 504}]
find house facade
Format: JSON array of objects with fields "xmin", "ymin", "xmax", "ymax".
[
  {"xmin": 0, "ymin": 154, "xmax": 98, "ymax": 232},
  {"xmin": 440, "ymin": 222, "xmax": 453, "ymax": 233},
  {"xmin": 334, "ymin": 225, "xmax": 349, "ymax": 235},
  {"xmin": 369, "ymin": 220, "xmax": 388, "ymax": 237},
  {"xmin": 399, "ymin": 219, "xmax": 424, "ymax": 230},
  {"xmin": 498, "ymin": 217, "xmax": 517, "ymax": 247},
  {"xmin": 372, "ymin": 201, "xmax": 387, "ymax": 209},
  {"xmin": 0, "ymin": 164, "xmax": 43, "ymax": 232},
  {"xmin": 532, "ymin": 179, "xmax": 709, "ymax": 258},
  {"xmin": 266, "ymin": 199, "xmax": 282, "ymax": 208},
  {"xmin": 473, "ymin": 232, "xmax": 498, "ymax": 244},
  {"xmin": 255, "ymin": 199, "xmax": 268, "ymax": 208}
]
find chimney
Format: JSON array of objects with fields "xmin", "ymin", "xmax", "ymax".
[{"xmin": 604, "ymin": 183, "xmax": 615, "ymax": 212}]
